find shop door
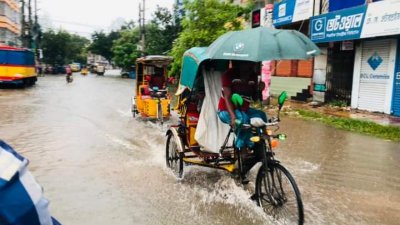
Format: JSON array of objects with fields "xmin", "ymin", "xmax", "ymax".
[
  {"xmin": 392, "ymin": 40, "xmax": 400, "ymax": 116},
  {"xmin": 326, "ymin": 42, "xmax": 355, "ymax": 105},
  {"xmin": 358, "ymin": 40, "xmax": 392, "ymax": 113}
]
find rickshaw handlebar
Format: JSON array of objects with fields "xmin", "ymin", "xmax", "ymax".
[{"xmin": 233, "ymin": 117, "xmax": 280, "ymax": 130}]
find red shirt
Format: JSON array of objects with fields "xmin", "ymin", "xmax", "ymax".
[
  {"xmin": 151, "ymin": 75, "xmax": 165, "ymax": 89},
  {"xmin": 218, "ymin": 68, "xmax": 257, "ymax": 111}
]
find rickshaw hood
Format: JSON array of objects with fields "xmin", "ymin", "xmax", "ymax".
[{"xmin": 178, "ymin": 47, "xmax": 210, "ymax": 91}]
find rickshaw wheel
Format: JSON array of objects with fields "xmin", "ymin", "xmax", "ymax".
[
  {"xmin": 166, "ymin": 133, "xmax": 184, "ymax": 178},
  {"xmin": 255, "ymin": 163, "xmax": 304, "ymax": 225},
  {"xmin": 157, "ymin": 102, "xmax": 164, "ymax": 126},
  {"xmin": 132, "ymin": 104, "xmax": 137, "ymax": 118}
]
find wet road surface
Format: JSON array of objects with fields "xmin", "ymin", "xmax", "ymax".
[{"xmin": 1, "ymin": 73, "xmax": 399, "ymax": 225}]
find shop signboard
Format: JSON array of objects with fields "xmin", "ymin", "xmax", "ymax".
[
  {"xmin": 310, "ymin": 0, "xmax": 400, "ymax": 43},
  {"xmin": 310, "ymin": 5, "xmax": 366, "ymax": 43},
  {"xmin": 273, "ymin": 0, "xmax": 314, "ymax": 26},
  {"xmin": 361, "ymin": 0, "xmax": 400, "ymax": 38}
]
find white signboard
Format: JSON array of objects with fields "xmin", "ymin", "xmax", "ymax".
[
  {"xmin": 361, "ymin": 0, "xmax": 400, "ymax": 38},
  {"xmin": 292, "ymin": 0, "xmax": 314, "ymax": 22}
]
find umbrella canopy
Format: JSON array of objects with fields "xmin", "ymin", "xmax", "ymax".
[{"xmin": 206, "ymin": 27, "xmax": 320, "ymax": 62}]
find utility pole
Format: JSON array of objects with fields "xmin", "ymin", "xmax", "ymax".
[
  {"xmin": 27, "ymin": 0, "xmax": 33, "ymax": 49},
  {"xmin": 33, "ymin": 0, "xmax": 42, "ymax": 72},
  {"xmin": 20, "ymin": 0, "xmax": 27, "ymax": 47},
  {"xmin": 32, "ymin": 0, "xmax": 40, "ymax": 50},
  {"xmin": 138, "ymin": 0, "xmax": 145, "ymax": 56}
]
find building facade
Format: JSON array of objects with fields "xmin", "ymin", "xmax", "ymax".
[
  {"xmin": 246, "ymin": 0, "xmax": 399, "ymax": 116},
  {"xmin": 0, "ymin": 0, "xmax": 21, "ymax": 46},
  {"xmin": 309, "ymin": 0, "xmax": 400, "ymax": 116}
]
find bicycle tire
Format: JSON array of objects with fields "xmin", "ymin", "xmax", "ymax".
[
  {"xmin": 256, "ymin": 163, "xmax": 304, "ymax": 225},
  {"xmin": 166, "ymin": 133, "xmax": 184, "ymax": 178}
]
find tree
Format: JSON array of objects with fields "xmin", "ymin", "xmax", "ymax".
[
  {"xmin": 111, "ymin": 6, "xmax": 180, "ymax": 70},
  {"xmin": 67, "ymin": 34, "xmax": 90, "ymax": 64},
  {"xmin": 111, "ymin": 28, "xmax": 141, "ymax": 70},
  {"xmin": 41, "ymin": 29, "xmax": 89, "ymax": 66},
  {"xmin": 169, "ymin": 0, "xmax": 251, "ymax": 76},
  {"xmin": 88, "ymin": 31, "xmax": 120, "ymax": 62},
  {"xmin": 146, "ymin": 6, "xmax": 181, "ymax": 56}
]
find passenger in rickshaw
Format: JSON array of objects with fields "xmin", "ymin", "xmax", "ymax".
[
  {"xmin": 217, "ymin": 60, "xmax": 267, "ymax": 149},
  {"xmin": 143, "ymin": 72, "xmax": 167, "ymax": 97},
  {"xmin": 150, "ymin": 72, "xmax": 165, "ymax": 90}
]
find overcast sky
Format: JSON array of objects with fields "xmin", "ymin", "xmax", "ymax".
[{"xmin": 38, "ymin": 0, "xmax": 175, "ymax": 38}]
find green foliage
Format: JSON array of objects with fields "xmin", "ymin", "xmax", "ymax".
[
  {"xmin": 111, "ymin": 29, "xmax": 141, "ymax": 70},
  {"xmin": 88, "ymin": 31, "xmax": 120, "ymax": 62},
  {"xmin": 146, "ymin": 6, "xmax": 181, "ymax": 56},
  {"xmin": 41, "ymin": 29, "xmax": 89, "ymax": 66},
  {"xmin": 169, "ymin": 0, "xmax": 251, "ymax": 76},
  {"xmin": 296, "ymin": 109, "xmax": 400, "ymax": 142},
  {"xmin": 111, "ymin": 6, "xmax": 180, "ymax": 70},
  {"xmin": 328, "ymin": 100, "xmax": 348, "ymax": 107}
]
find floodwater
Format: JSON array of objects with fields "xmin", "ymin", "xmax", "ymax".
[{"xmin": 1, "ymin": 73, "xmax": 399, "ymax": 225}]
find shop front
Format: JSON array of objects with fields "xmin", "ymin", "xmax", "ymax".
[
  {"xmin": 310, "ymin": 0, "xmax": 400, "ymax": 115},
  {"xmin": 352, "ymin": 39, "xmax": 396, "ymax": 114}
]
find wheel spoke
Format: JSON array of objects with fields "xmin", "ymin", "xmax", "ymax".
[
  {"xmin": 166, "ymin": 134, "xmax": 183, "ymax": 178},
  {"xmin": 256, "ymin": 164, "xmax": 303, "ymax": 224}
]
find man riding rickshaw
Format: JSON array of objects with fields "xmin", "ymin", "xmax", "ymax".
[
  {"xmin": 131, "ymin": 55, "xmax": 173, "ymax": 125},
  {"xmin": 165, "ymin": 27, "xmax": 321, "ymax": 225}
]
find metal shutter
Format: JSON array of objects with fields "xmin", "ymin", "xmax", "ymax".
[
  {"xmin": 392, "ymin": 39, "xmax": 400, "ymax": 116},
  {"xmin": 358, "ymin": 40, "xmax": 391, "ymax": 112}
]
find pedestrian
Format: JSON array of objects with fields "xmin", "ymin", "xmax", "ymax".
[{"xmin": 0, "ymin": 140, "xmax": 61, "ymax": 225}]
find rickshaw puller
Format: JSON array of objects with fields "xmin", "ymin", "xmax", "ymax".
[{"xmin": 217, "ymin": 61, "xmax": 267, "ymax": 150}]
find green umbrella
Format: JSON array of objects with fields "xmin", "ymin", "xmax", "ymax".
[{"xmin": 206, "ymin": 27, "xmax": 320, "ymax": 62}]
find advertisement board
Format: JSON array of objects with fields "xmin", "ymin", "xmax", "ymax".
[
  {"xmin": 310, "ymin": 0, "xmax": 400, "ymax": 43},
  {"xmin": 310, "ymin": 6, "xmax": 366, "ymax": 42},
  {"xmin": 361, "ymin": 0, "xmax": 400, "ymax": 38},
  {"xmin": 273, "ymin": 0, "xmax": 314, "ymax": 26}
]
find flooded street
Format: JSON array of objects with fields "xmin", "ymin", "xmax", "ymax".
[{"xmin": 1, "ymin": 74, "xmax": 399, "ymax": 225}]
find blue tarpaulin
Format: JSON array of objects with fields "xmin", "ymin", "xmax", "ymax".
[{"xmin": 0, "ymin": 140, "xmax": 61, "ymax": 225}]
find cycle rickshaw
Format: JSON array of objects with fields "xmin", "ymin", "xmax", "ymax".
[
  {"xmin": 131, "ymin": 55, "xmax": 173, "ymax": 125},
  {"xmin": 165, "ymin": 27, "xmax": 320, "ymax": 224}
]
